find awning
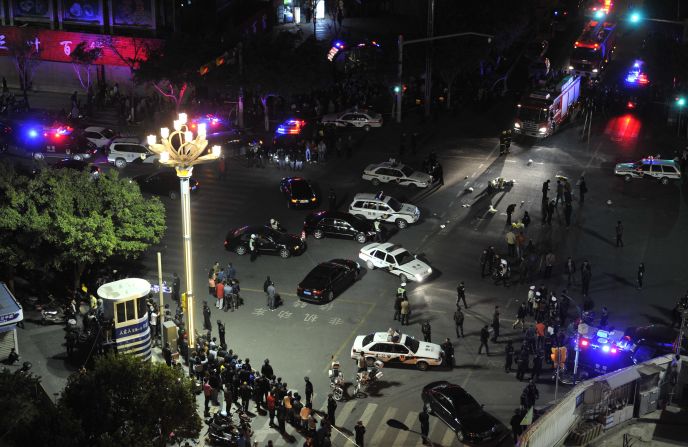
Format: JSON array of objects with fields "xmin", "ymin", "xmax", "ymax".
[
  {"xmin": 637, "ymin": 364, "xmax": 663, "ymax": 376},
  {"xmin": 602, "ymin": 367, "xmax": 640, "ymax": 389}
]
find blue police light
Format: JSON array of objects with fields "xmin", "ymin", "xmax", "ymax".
[
  {"xmin": 630, "ymin": 11, "xmax": 641, "ymax": 23},
  {"xmin": 602, "ymin": 345, "xmax": 610, "ymax": 353},
  {"xmin": 28, "ymin": 129, "xmax": 38, "ymax": 138}
]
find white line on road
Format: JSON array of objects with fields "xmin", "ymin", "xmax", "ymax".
[
  {"xmin": 441, "ymin": 425, "xmax": 458, "ymax": 445},
  {"xmin": 330, "ymin": 400, "xmax": 358, "ymax": 444},
  {"xmin": 392, "ymin": 410, "xmax": 419, "ymax": 446},
  {"xmin": 369, "ymin": 406, "xmax": 398, "ymax": 446},
  {"xmin": 359, "ymin": 402, "xmax": 378, "ymax": 426}
]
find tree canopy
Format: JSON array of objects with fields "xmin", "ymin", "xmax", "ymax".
[
  {"xmin": 0, "ymin": 162, "xmax": 166, "ymax": 288},
  {"xmin": 60, "ymin": 355, "xmax": 201, "ymax": 447}
]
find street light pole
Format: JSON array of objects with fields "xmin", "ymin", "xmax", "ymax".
[
  {"xmin": 147, "ymin": 114, "xmax": 222, "ymax": 351},
  {"xmin": 396, "ymin": 34, "xmax": 403, "ymax": 124},
  {"xmin": 561, "ymin": 291, "xmax": 583, "ymax": 384},
  {"xmin": 424, "ymin": 0, "xmax": 435, "ymax": 118}
]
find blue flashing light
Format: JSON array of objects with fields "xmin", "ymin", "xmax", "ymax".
[
  {"xmin": 602, "ymin": 345, "xmax": 610, "ymax": 353},
  {"xmin": 28, "ymin": 129, "xmax": 38, "ymax": 138},
  {"xmin": 630, "ymin": 11, "xmax": 641, "ymax": 23},
  {"xmin": 594, "ymin": 10, "xmax": 605, "ymax": 19},
  {"xmin": 333, "ymin": 41, "xmax": 345, "ymax": 49}
]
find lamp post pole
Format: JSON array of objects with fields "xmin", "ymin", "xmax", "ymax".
[{"xmin": 147, "ymin": 114, "xmax": 222, "ymax": 353}]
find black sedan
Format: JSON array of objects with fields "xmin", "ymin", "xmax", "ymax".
[
  {"xmin": 280, "ymin": 177, "xmax": 318, "ymax": 208},
  {"xmin": 421, "ymin": 381, "xmax": 506, "ymax": 445},
  {"xmin": 52, "ymin": 158, "xmax": 101, "ymax": 175},
  {"xmin": 224, "ymin": 225, "xmax": 305, "ymax": 259},
  {"xmin": 133, "ymin": 170, "xmax": 199, "ymax": 199},
  {"xmin": 297, "ymin": 259, "xmax": 360, "ymax": 303},
  {"xmin": 303, "ymin": 211, "xmax": 375, "ymax": 244}
]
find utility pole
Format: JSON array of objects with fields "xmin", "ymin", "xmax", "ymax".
[
  {"xmin": 396, "ymin": 35, "xmax": 403, "ymax": 124},
  {"xmin": 424, "ymin": 0, "xmax": 435, "ymax": 118}
]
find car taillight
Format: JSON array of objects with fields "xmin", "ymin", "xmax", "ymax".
[
  {"xmin": 313, "ymin": 290, "xmax": 322, "ymax": 295},
  {"xmin": 580, "ymin": 338, "xmax": 589, "ymax": 347}
]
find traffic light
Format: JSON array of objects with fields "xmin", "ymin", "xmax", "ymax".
[
  {"xmin": 629, "ymin": 11, "xmax": 642, "ymax": 24},
  {"xmin": 551, "ymin": 347, "xmax": 568, "ymax": 368},
  {"xmin": 393, "ymin": 85, "xmax": 401, "ymax": 94},
  {"xmin": 677, "ymin": 97, "xmax": 686, "ymax": 107}
]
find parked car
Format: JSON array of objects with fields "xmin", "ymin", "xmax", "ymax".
[
  {"xmin": 108, "ymin": 138, "xmax": 158, "ymax": 168},
  {"xmin": 132, "ymin": 170, "xmax": 198, "ymax": 199},
  {"xmin": 224, "ymin": 225, "xmax": 305, "ymax": 259},
  {"xmin": 321, "ymin": 108, "xmax": 383, "ymax": 130},
  {"xmin": 349, "ymin": 192, "xmax": 420, "ymax": 229},
  {"xmin": 421, "ymin": 381, "xmax": 506, "ymax": 444},
  {"xmin": 362, "ymin": 161, "xmax": 433, "ymax": 188},
  {"xmin": 350, "ymin": 331, "xmax": 444, "ymax": 371},
  {"xmin": 51, "ymin": 158, "xmax": 101, "ymax": 176},
  {"xmin": 83, "ymin": 126, "xmax": 116, "ymax": 149},
  {"xmin": 280, "ymin": 177, "xmax": 318, "ymax": 208},
  {"xmin": 33, "ymin": 131, "xmax": 98, "ymax": 161},
  {"xmin": 297, "ymin": 259, "xmax": 360, "ymax": 303},
  {"xmin": 303, "ymin": 211, "xmax": 375, "ymax": 243},
  {"xmin": 614, "ymin": 157, "xmax": 681, "ymax": 185},
  {"xmin": 358, "ymin": 242, "xmax": 432, "ymax": 282}
]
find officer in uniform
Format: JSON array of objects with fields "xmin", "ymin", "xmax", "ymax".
[
  {"xmin": 397, "ymin": 282, "xmax": 407, "ymax": 299},
  {"xmin": 421, "ymin": 321, "xmax": 432, "ymax": 342}
]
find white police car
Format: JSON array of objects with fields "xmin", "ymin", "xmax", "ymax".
[
  {"xmin": 362, "ymin": 160, "xmax": 432, "ymax": 188},
  {"xmin": 614, "ymin": 157, "xmax": 681, "ymax": 185},
  {"xmin": 349, "ymin": 192, "xmax": 420, "ymax": 229},
  {"xmin": 351, "ymin": 331, "xmax": 444, "ymax": 371},
  {"xmin": 358, "ymin": 242, "xmax": 432, "ymax": 282},
  {"xmin": 321, "ymin": 108, "xmax": 383, "ymax": 130}
]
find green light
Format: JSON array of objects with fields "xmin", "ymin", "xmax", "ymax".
[
  {"xmin": 393, "ymin": 85, "xmax": 401, "ymax": 93},
  {"xmin": 629, "ymin": 11, "xmax": 641, "ymax": 23},
  {"xmin": 677, "ymin": 97, "xmax": 686, "ymax": 107}
]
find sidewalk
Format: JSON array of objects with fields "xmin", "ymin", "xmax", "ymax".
[{"xmin": 588, "ymin": 405, "xmax": 688, "ymax": 447}]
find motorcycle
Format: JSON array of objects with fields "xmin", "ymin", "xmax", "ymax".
[
  {"xmin": 354, "ymin": 360, "xmax": 384, "ymax": 398},
  {"xmin": 41, "ymin": 305, "xmax": 67, "ymax": 325},
  {"xmin": 328, "ymin": 361, "xmax": 345, "ymax": 401}
]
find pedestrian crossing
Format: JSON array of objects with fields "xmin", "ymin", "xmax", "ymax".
[{"xmin": 241, "ymin": 398, "xmax": 463, "ymax": 447}]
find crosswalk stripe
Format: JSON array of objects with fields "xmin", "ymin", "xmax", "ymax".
[
  {"xmin": 359, "ymin": 402, "xmax": 378, "ymax": 426},
  {"xmin": 329, "ymin": 400, "xmax": 357, "ymax": 443},
  {"xmin": 441, "ymin": 424, "xmax": 457, "ymax": 445},
  {"xmin": 392, "ymin": 410, "xmax": 418, "ymax": 446},
  {"xmin": 368, "ymin": 406, "xmax": 397, "ymax": 446},
  {"xmin": 428, "ymin": 417, "xmax": 441, "ymax": 444}
]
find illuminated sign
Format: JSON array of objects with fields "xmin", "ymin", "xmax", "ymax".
[{"xmin": 0, "ymin": 26, "xmax": 161, "ymax": 67}]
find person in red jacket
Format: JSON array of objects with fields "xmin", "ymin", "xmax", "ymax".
[
  {"xmin": 215, "ymin": 280, "xmax": 225, "ymax": 309},
  {"xmin": 266, "ymin": 391, "xmax": 276, "ymax": 427}
]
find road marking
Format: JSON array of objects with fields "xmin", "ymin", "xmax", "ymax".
[
  {"xmin": 293, "ymin": 300, "xmax": 308, "ymax": 308},
  {"xmin": 328, "ymin": 317, "xmax": 343, "ymax": 325},
  {"xmin": 441, "ymin": 425, "xmax": 457, "ymax": 445},
  {"xmin": 252, "ymin": 308, "xmax": 267, "ymax": 316},
  {"xmin": 330, "ymin": 401, "xmax": 358, "ymax": 444},
  {"xmin": 369, "ymin": 407, "xmax": 398, "ymax": 446},
  {"xmin": 429, "ymin": 417, "xmax": 442, "ymax": 444},
  {"xmin": 323, "ymin": 301, "xmax": 377, "ymax": 373},
  {"xmin": 277, "ymin": 310, "xmax": 293, "ymax": 319},
  {"xmin": 392, "ymin": 411, "xmax": 418, "ymax": 446},
  {"xmin": 304, "ymin": 313, "xmax": 318, "ymax": 323},
  {"xmin": 359, "ymin": 402, "xmax": 378, "ymax": 426}
]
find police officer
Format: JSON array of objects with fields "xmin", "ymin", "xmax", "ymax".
[
  {"xmin": 453, "ymin": 307, "xmax": 464, "ymax": 338},
  {"xmin": 419, "ymin": 407, "xmax": 430, "ymax": 445},
  {"xmin": 373, "ymin": 219, "xmax": 383, "ymax": 242},
  {"xmin": 441, "ymin": 338, "xmax": 454, "ymax": 369},
  {"xmin": 499, "ymin": 131, "xmax": 507, "ymax": 155},
  {"xmin": 456, "ymin": 281, "xmax": 467, "ymax": 309},
  {"xmin": 421, "ymin": 321, "xmax": 432, "ymax": 342},
  {"xmin": 397, "ymin": 282, "xmax": 407, "ymax": 299},
  {"xmin": 249, "ymin": 234, "xmax": 257, "ymax": 262},
  {"xmin": 393, "ymin": 294, "xmax": 403, "ymax": 321}
]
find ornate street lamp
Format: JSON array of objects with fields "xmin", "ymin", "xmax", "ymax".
[{"xmin": 147, "ymin": 113, "xmax": 221, "ymax": 350}]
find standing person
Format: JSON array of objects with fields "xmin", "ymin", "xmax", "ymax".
[
  {"xmin": 218, "ymin": 320, "xmax": 226, "ymax": 348},
  {"xmin": 541, "ymin": 179, "xmax": 550, "ymax": 200},
  {"xmin": 478, "ymin": 325, "xmax": 490, "ymax": 355},
  {"xmin": 616, "ymin": 221, "xmax": 624, "ymax": 247},
  {"xmin": 522, "ymin": 211, "xmax": 531, "ymax": 229},
  {"xmin": 491, "ymin": 306, "xmax": 500, "ymax": 342},
  {"xmin": 393, "ymin": 293, "xmax": 402, "ymax": 321},
  {"xmin": 419, "ymin": 407, "xmax": 430, "ymax": 445},
  {"xmin": 328, "ymin": 188, "xmax": 337, "ymax": 211},
  {"xmin": 506, "ymin": 229, "xmax": 516, "ymax": 257},
  {"xmin": 162, "ymin": 342, "xmax": 172, "ymax": 366},
  {"xmin": 304, "ymin": 376, "xmax": 314, "ymax": 406},
  {"xmin": 510, "ymin": 409, "xmax": 524, "ymax": 444},
  {"xmin": 457, "ymin": 281, "xmax": 467, "ymax": 308},
  {"xmin": 226, "ymin": 263, "xmax": 236, "ymax": 281},
  {"xmin": 172, "ymin": 272, "xmax": 181, "ymax": 304},
  {"xmin": 505, "ymin": 340, "xmax": 515, "ymax": 373},
  {"xmin": 637, "ymin": 263, "xmax": 645, "ymax": 290},
  {"xmin": 565, "ymin": 257, "xmax": 576, "ymax": 286},
  {"xmin": 544, "ymin": 251, "xmax": 555, "ymax": 278},
  {"xmin": 506, "ymin": 203, "xmax": 516, "ymax": 226},
  {"xmin": 355, "ymin": 421, "xmax": 366, "ymax": 447},
  {"xmin": 523, "ymin": 380, "xmax": 540, "ymax": 408},
  {"xmin": 373, "ymin": 219, "xmax": 383, "ymax": 242},
  {"xmin": 531, "ymin": 351, "xmax": 543, "ymax": 381},
  {"xmin": 149, "ymin": 306, "xmax": 159, "ymax": 340},
  {"xmin": 267, "ymin": 281, "xmax": 276, "ymax": 311},
  {"xmin": 516, "ymin": 347, "xmax": 529, "ymax": 381},
  {"xmin": 421, "ymin": 321, "xmax": 432, "ymax": 342},
  {"xmin": 579, "ymin": 176, "xmax": 588, "ymax": 204},
  {"xmin": 555, "ymin": 180, "xmax": 564, "ymax": 206},
  {"xmin": 203, "ymin": 301, "xmax": 212, "ymax": 333},
  {"xmin": 215, "ymin": 280, "xmax": 225, "ymax": 310},
  {"xmin": 249, "ymin": 234, "xmax": 258, "ymax": 262},
  {"xmin": 327, "ymin": 394, "xmax": 337, "ymax": 426},
  {"xmin": 441, "ymin": 338, "xmax": 455, "ymax": 369},
  {"xmin": 454, "ymin": 307, "xmax": 465, "ymax": 338},
  {"xmin": 513, "ymin": 303, "xmax": 527, "ymax": 330},
  {"xmin": 480, "ymin": 250, "xmax": 488, "ymax": 278},
  {"xmin": 203, "ymin": 378, "xmax": 213, "ymax": 416},
  {"xmin": 581, "ymin": 260, "xmax": 592, "ymax": 296},
  {"xmin": 267, "ymin": 392, "xmax": 276, "ymax": 427},
  {"xmin": 239, "ymin": 381, "xmax": 252, "ymax": 411},
  {"xmin": 400, "ymin": 297, "xmax": 410, "ymax": 325}
]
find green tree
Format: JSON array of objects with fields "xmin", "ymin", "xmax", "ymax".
[
  {"xmin": 70, "ymin": 41, "xmax": 104, "ymax": 91},
  {"xmin": 60, "ymin": 355, "xmax": 201, "ymax": 447},
  {"xmin": 0, "ymin": 164, "xmax": 166, "ymax": 288},
  {"xmin": 0, "ymin": 368, "xmax": 84, "ymax": 446}
]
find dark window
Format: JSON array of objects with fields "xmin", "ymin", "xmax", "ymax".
[
  {"xmin": 334, "ymin": 219, "xmax": 350, "ymax": 228},
  {"xmin": 663, "ymin": 165, "xmax": 677, "ymax": 173},
  {"xmin": 320, "ymin": 218, "xmax": 335, "ymax": 226},
  {"xmin": 393, "ymin": 345, "xmax": 409, "ymax": 354},
  {"xmin": 126, "ymin": 299, "xmax": 136, "ymax": 320},
  {"xmin": 137, "ymin": 297, "xmax": 148, "ymax": 321},
  {"xmin": 373, "ymin": 250, "xmax": 386, "ymax": 261},
  {"xmin": 353, "ymin": 201, "xmax": 365, "ymax": 208},
  {"xmin": 362, "ymin": 334, "xmax": 374, "ymax": 346},
  {"xmin": 640, "ymin": 164, "xmax": 651, "ymax": 172},
  {"xmin": 116, "ymin": 302, "xmax": 126, "ymax": 323},
  {"xmin": 389, "ymin": 170, "xmax": 402, "ymax": 178},
  {"xmin": 651, "ymin": 165, "xmax": 662, "ymax": 173}
]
